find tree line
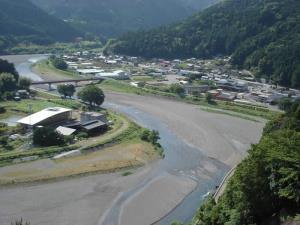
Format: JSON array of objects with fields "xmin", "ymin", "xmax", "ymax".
[{"xmin": 0, "ymin": 59, "xmax": 31, "ymax": 100}]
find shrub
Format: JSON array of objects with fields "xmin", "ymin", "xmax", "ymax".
[
  {"xmin": 33, "ymin": 127, "xmax": 65, "ymax": 147},
  {"xmin": 0, "ymin": 106, "xmax": 5, "ymax": 113},
  {"xmin": 122, "ymin": 171, "xmax": 133, "ymax": 176},
  {"xmin": 76, "ymin": 132, "xmax": 89, "ymax": 140},
  {"xmin": 140, "ymin": 129, "xmax": 160, "ymax": 144},
  {"xmin": 0, "ymin": 136, "xmax": 8, "ymax": 146}
]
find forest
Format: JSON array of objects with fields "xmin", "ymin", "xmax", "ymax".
[
  {"xmin": 111, "ymin": 0, "xmax": 300, "ymax": 88},
  {"xmin": 0, "ymin": 0, "xmax": 81, "ymax": 53}
]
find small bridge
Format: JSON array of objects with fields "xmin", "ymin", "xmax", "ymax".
[{"xmin": 31, "ymin": 77, "xmax": 105, "ymax": 90}]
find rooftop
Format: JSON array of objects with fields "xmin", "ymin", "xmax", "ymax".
[{"xmin": 18, "ymin": 107, "xmax": 72, "ymax": 126}]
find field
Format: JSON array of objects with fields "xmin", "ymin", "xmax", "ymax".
[
  {"xmin": 0, "ymin": 98, "xmax": 82, "ymax": 120},
  {"xmin": 100, "ymin": 79, "xmax": 178, "ymax": 97},
  {"xmin": 131, "ymin": 75, "xmax": 157, "ymax": 82}
]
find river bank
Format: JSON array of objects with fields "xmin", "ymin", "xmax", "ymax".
[{"xmin": 0, "ymin": 54, "xmax": 265, "ymax": 225}]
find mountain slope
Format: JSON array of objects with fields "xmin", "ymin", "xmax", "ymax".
[
  {"xmin": 112, "ymin": 0, "xmax": 300, "ymax": 88},
  {"xmin": 0, "ymin": 0, "xmax": 81, "ymax": 52},
  {"xmin": 30, "ymin": 0, "xmax": 219, "ymax": 38}
]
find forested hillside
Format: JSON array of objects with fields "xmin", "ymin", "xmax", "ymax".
[
  {"xmin": 30, "ymin": 0, "xmax": 219, "ymax": 38},
  {"xmin": 112, "ymin": 0, "xmax": 300, "ymax": 88},
  {"xmin": 0, "ymin": 0, "xmax": 81, "ymax": 53},
  {"xmin": 185, "ymin": 100, "xmax": 300, "ymax": 225}
]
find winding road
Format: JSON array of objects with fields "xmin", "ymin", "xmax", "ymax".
[{"xmin": 0, "ymin": 55, "xmax": 265, "ymax": 225}]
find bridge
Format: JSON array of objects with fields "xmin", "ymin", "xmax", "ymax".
[{"xmin": 31, "ymin": 77, "xmax": 105, "ymax": 90}]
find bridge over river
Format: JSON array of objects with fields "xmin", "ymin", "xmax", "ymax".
[{"xmin": 31, "ymin": 77, "xmax": 105, "ymax": 90}]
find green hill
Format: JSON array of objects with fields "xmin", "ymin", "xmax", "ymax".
[
  {"xmin": 30, "ymin": 0, "xmax": 219, "ymax": 38},
  {"xmin": 0, "ymin": 0, "xmax": 82, "ymax": 53},
  {"xmin": 112, "ymin": 0, "xmax": 300, "ymax": 88}
]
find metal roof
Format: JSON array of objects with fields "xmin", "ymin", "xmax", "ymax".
[
  {"xmin": 56, "ymin": 126, "xmax": 76, "ymax": 136},
  {"xmin": 82, "ymin": 120, "xmax": 106, "ymax": 131},
  {"xmin": 17, "ymin": 107, "xmax": 72, "ymax": 126}
]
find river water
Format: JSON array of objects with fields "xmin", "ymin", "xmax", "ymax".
[{"xmin": 6, "ymin": 55, "xmax": 229, "ymax": 225}]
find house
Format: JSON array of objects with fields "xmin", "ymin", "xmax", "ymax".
[
  {"xmin": 17, "ymin": 107, "xmax": 72, "ymax": 127},
  {"xmin": 215, "ymin": 92, "xmax": 236, "ymax": 101},
  {"xmin": 56, "ymin": 126, "xmax": 76, "ymax": 136},
  {"xmin": 77, "ymin": 69, "xmax": 104, "ymax": 75},
  {"xmin": 81, "ymin": 120, "xmax": 108, "ymax": 134},
  {"xmin": 80, "ymin": 112, "xmax": 107, "ymax": 123},
  {"xmin": 217, "ymin": 79, "xmax": 248, "ymax": 92},
  {"xmin": 184, "ymin": 85, "xmax": 210, "ymax": 96},
  {"xmin": 96, "ymin": 70, "xmax": 129, "ymax": 79}
]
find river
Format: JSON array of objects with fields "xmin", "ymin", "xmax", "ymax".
[{"xmin": 0, "ymin": 54, "xmax": 263, "ymax": 225}]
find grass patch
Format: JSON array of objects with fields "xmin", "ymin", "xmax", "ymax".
[
  {"xmin": 100, "ymin": 79, "xmax": 178, "ymax": 97},
  {"xmin": 0, "ymin": 99, "xmax": 81, "ymax": 118},
  {"xmin": 0, "ymin": 145, "xmax": 79, "ymax": 166},
  {"xmin": 205, "ymin": 101, "xmax": 280, "ymax": 120},
  {"xmin": 47, "ymin": 99, "xmax": 82, "ymax": 109},
  {"xmin": 35, "ymin": 90, "xmax": 61, "ymax": 99},
  {"xmin": 122, "ymin": 171, "xmax": 133, "ymax": 176},
  {"xmin": 200, "ymin": 107, "xmax": 260, "ymax": 122},
  {"xmin": 131, "ymin": 75, "xmax": 156, "ymax": 82},
  {"xmin": 33, "ymin": 59, "xmax": 80, "ymax": 79}
]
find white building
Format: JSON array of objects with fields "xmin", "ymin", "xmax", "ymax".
[
  {"xmin": 96, "ymin": 70, "xmax": 129, "ymax": 79},
  {"xmin": 17, "ymin": 107, "xmax": 72, "ymax": 127}
]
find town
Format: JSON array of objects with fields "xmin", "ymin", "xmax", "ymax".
[{"xmin": 59, "ymin": 51, "xmax": 300, "ymax": 107}]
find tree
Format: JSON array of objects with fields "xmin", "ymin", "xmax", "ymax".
[
  {"xmin": 278, "ymin": 98, "xmax": 293, "ymax": 112},
  {"xmin": 205, "ymin": 92, "xmax": 213, "ymax": 103},
  {"xmin": 18, "ymin": 77, "xmax": 32, "ymax": 90},
  {"xmin": 49, "ymin": 56, "xmax": 68, "ymax": 70},
  {"xmin": 0, "ymin": 59, "xmax": 19, "ymax": 81},
  {"xmin": 57, "ymin": 84, "xmax": 75, "ymax": 98},
  {"xmin": 0, "ymin": 73, "xmax": 17, "ymax": 98},
  {"xmin": 78, "ymin": 85, "xmax": 105, "ymax": 106},
  {"xmin": 140, "ymin": 129, "xmax": 160, "ymax": 144},
  {"xmin": 33, "ymin": 127, "xmax": 65, "ymax": 147},
  {"xmin": 169, "ymin": 83, "xmax": 184, "ymax": 95}
]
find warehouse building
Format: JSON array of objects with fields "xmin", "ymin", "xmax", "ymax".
[{"xmin": 17, "ymin": 107, "xmax": 72, "ymax": 127}]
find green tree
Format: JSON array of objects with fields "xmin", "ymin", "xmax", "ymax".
[
  {"xmin": 278, "ymin": 98, "xmax": 293, "ymax": 112},
  {"xmin": 205, "ymin": 92, "xmax": 213, "ymax": 103},
  {"xmin": 169, "ymin": 83, "xmax": 184, "ymax": 95},
  {"xmin": 57, "ymin": 84, "xmax": 75, "ymax": 98},
  {"xmin": 0, "ymin": 59, "xmax": 19, "ymax": 81},
  {"xmin": 49, "ymin": 56, "xmax": 68, "ymax": 70},
  {"xmin": 78, "ymin": 85, "xmax": 105, "ymax": 106},
  {"xmin": 33, "ymin": 127, "xmax": 65, "ymax": 147},
  {"xmin": 0, "ymin": 73, "xmax": 17, "ymax": 98},
  {"xmin": 18, "ymin": 77, "xmax": 32, "ymax": 90},
  {"xmin": 140, "ymin": 129, "xmax": 160, "ymax": 144}
]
